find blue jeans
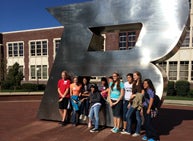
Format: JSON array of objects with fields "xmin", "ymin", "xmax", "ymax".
[
  {"xmin": 123, "ymin": 100, "xmax": 129, "ymax": 121},
  {"xmin": 88, "ymin": 104, "xmax": 101, "ymax": 129},
  {"xmin": 80, "ymin": 98, "xmax": 90, "ymax": 116},
  {"xmin": 126, "ymin": 106, "xmax": 142, "ymax": 134}
]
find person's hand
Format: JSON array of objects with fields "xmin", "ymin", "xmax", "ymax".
[
  {"xmin": 127, "ymin": 103, "xmax": 131, "ymax": 109},
  {"xmin": 147, "ymin": 109, "xmax": 151, "ymax": 114},
  {"xmin": 140, "ymin": 109, "xmax": 143, "ymax": 116}
]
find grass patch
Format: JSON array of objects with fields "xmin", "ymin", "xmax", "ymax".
[{"xmin": 165, "ymin": 96, "xmax": 193, "ymax": 101}]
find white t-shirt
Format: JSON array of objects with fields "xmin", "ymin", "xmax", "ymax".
[{"xmin": 124, "ymin": 82, "xmax": 133, "ymax": 101}]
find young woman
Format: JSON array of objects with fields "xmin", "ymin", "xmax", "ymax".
[
  {"xmin": 99, "ymin": 77, "xmax": 109, "ymax": 127},
  {"xmin": 70, "ymin": 76, "xmax": 82, "ymax": 126},
  {"xmin": 121, "ymin": 73, "xmax": 133, "ymax": 133},
  {"xmin": 108, "ymin": 72, "xmax": 124, "ymax": 133},
  {"xmin": 142, "ymin": 79, "xmax": 159, "ymax": 141},
  {"xmin": 126, "ymin": 71, "xmax": 144, "ymax": 137},
  {"xmin": 79, "ymin": 77, "xmax": 91, "ymax": 121},
  {"xmin": 100, "ymin": 77, "xmax": 109, "ymax": 100},
  {"xmin": 88, "ymin": 83, "xmax": 102, "ymax": 132},
  {"xmin": 57, "ymin": 71, "xmax": 71, "ymax": 126}
]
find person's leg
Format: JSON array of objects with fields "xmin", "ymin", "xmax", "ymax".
[
  {"xmin": 122, "ymin": 100, "xmax": 129, "ymax": 130},
  {"xmin": 126, "ymin": 107, "xmax": 135, "ymax": 133},
  {"xmin": 135, "ymin": 109, "xmax": 142, "ymax": 134},
  {"xmin": 59, "ymin": 109, "xmax": 64, "ymax": 121},
  {"xmin": 85, "ymin": 99, "xmax": 90, "ymax": 116},
  {"xmin": 145, "ymin": 112, "xmax": 158, "ymax": 140},
  {"xmin": 93, "ymin": 105, "xmax": 101, "ymax": 129},
  {"xmin": 79, "ymin": 100, "xmax": 85, "ymax": 119},
  {"xmin": 88, "ymin": 106, "xmax": 94, "ymax": 126}
]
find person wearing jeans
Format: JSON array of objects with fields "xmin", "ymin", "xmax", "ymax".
[{"xmin": 88, "ymin": 83, "xmax": 102, "ymax": 133}]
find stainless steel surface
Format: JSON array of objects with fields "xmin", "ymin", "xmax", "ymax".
[{"xmin": 38, "ymin": 0, "xmax": 189, "ymax": 124}]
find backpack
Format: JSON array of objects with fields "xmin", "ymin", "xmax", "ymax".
[
  {"xmin": 144, "ymin": 92, "xmax": 162, "ymax": 118},
  {"xmin": 152, "ymin": 94, "xmax": 162, "ymax": 110}
]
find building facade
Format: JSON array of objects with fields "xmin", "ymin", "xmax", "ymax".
[
  {"xmin": 1, "ymin": 1, "xmax": 193, "ymax": 85},
  {"xmin": 1, "ymin": 26, "xmax": 63, "ymax": 84}
]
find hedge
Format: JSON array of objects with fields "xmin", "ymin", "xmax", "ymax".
[{"xmin": 175, "ymin": 80, "xmax": 190, "ymax": 96}]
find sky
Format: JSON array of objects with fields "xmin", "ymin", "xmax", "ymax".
[{"xmin": 0, "ymin": 0, "xmax": 91, "ymax": 32}]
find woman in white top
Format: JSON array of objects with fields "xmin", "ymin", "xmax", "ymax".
[{"xmin": 121, "ymin": 73, "xmax": 133, "ymax": 133}]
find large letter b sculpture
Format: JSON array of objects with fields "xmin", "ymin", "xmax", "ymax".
[{"xmin": 38, "ymin": 0, "xmax": 189, "ymax": 126}]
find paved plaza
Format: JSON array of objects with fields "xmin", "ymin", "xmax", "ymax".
[{"xmin": 0, "ymin": 96, "xmax": 193, "ymax": 141}]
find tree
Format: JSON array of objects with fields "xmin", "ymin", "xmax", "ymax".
[{"xmin": 3, "ymin": 62, "xmax": 24, "ymax": 90}]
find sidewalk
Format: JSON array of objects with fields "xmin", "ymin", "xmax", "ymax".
[{"xmin": 163, "ymin": 99, "xmax": 193, "ymax": 106}]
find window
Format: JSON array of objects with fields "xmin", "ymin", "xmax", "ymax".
[
  {"xmin": 119, "ymin": 33, "xmax": 127, "ymax": 50},
  {"xmin": 7, "ymin": 42, "xmax": 24, "ymax": 57},
  {"xmin": 43, "ymin": 65, "xmax": 48, "ymax": 79},
  {"xmin": 19, "ymin": 43, "xmax": 23, "ymax": 56},
  {"xmin": 31, "ymin": 65, "xmax": 35, "ymax": 79},
  {"xmin": 180, "ymin": 61, "xmax": 189, "ymax": 80},
  {"xmin": 181, "ymin": 30, "xmax": 191, "ymax": 47},
  {"xmin": 42, "ymin": 41, "xmax": 47, "ymax": 55},
  {"xmin": 169, "ymin": 61, "xmax": 177, "ymax": 80},
  {"xmin": 119, "ymin": 31, "xmax": 136, "ymax": 50},
  {"xmin": 30, "ymin": 65, "xmax": 48, "ymax": 80},
  {"xmin": 158, "ymin": 62, "xmax": 167, "ymax": 72},
  {"xmin": 29, "ymin": 40, "xmax": 48, "ymax": 56},
  {"xmin": 30, "ymin": 42, "xmax": 35, "ymax": 56},
  {"xmin": 8, "ymin": 44, "xmax": 13, "ymax": 57},
  {"xmin": 55, "ymin": 39, "xmax": 61, "ymax": 54}
]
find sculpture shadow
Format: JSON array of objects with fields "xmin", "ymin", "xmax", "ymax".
[{"xmin": 154, "ymin": 107, "xmax": 193, "ymax": 135}]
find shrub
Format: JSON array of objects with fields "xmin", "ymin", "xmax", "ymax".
[
  {"xmin": 188, "ymin": 89, "xmax": 193, "ymax": 97},
  {"xmin": 175, "ymin": 80, "xmax": 190, "ymax": 96},
  {"xmin": 166, "ymin": 81, "xmax": 176, "ymax": 96},
  {"xmin": 37, "ymin": 84, "xmax": 46, "ymax": 91},
  {"xmin": 1, "ymin": 81, "xmax": 13, "ymax": 90},
  {"xmin": 21, "ymin": 83, "xmax": 38, "ymax": 92}
]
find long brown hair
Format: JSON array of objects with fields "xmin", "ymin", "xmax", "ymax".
[
  {"xmin": 111, "ymin": 72, "xmax": 121, "ymax": 91},
  {"xmin": 133, "ymin": 71, "xmax": 142, "ymax": 85}
]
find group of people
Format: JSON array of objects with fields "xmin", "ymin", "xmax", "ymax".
[{"xmin": 57, "ymin": 70, "xmax": 159, "ymax": 141}]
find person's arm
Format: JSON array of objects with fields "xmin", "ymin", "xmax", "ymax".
[
  {"xmin": 147, "ymin": 98, "xmax": 154, "ymax": 114},
  {"xmin": 58, "ymin": 88, "xmax": 63, "ymax": 98},
  {"xmin": 107, "ymin": 88, "xmax": 113, "ymax": 106},
  {"xmin": 113, "ymin": 88, "xmax": 124, "ymax": 105},
  {"xmin": 70, "ymin": 84, "xmax": 73, "ymax": 96}
]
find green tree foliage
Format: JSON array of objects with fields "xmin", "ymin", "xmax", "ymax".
[
  {"xmin": 166, "ymin": 81, "xmax": 176, "ymax": 96},
  {"xmin": 2, "ymin": 62, "xmax": 24, "ymax": 90},
  {"xmin": 175, "ymin": 80, "xmax": 190, "ymax": 96}
]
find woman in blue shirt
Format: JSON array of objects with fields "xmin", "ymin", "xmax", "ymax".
[
  {"xmin": 142, "ymin": 79, "xmax": 159, "ymax": 141},
  {"xmin": 108, "ymin": 72, "xmax": 124, "ymax": 133}
]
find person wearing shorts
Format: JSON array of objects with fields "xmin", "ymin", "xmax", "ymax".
[
  {"xmin": 58, "ymin": 70, "xmax": 70, "ymax": 126},
  {"xmin": 108, "ymin": 72, "xmax": 124, "ymax": 133}
]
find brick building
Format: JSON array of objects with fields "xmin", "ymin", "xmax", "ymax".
[{"xmin": 1, "ymin": 26, "xmax": 64, "ymax": 84}]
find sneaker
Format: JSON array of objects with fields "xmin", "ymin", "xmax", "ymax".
[
  {"xmin": 142, "ymin": 136, "xmax": 148, "ymax": 140},
  {"xmin": 79, "ymin": 114, "xmax": 83, "ymax": 120},
  {"xmin": 112, "ymin": 128, "xmax": 119, "ymax": 133},
  {"xmin": 111, "ymin": 127, "xmax": 116, "ymax": 132},
  {"xmin": 121, "ymin": 131, "xmax": 131, "ymax": 135},
  {"xmin": 90, "ymin": 128, "xmax": 99, "ymax": 133},
  {"xmin": 147, "ymin": 138, "xmax": 155, "ymax": 141},
  {"xmin": 83, "ymin": 116, "xmax": 87, "ymax": 121},
  {"xmin": 61, "ymin": 121, "xmax": 67, "ymax": 126},
  {"xmin": 132, "ymin": 133, "xmax": 140, "ymax": 137}
]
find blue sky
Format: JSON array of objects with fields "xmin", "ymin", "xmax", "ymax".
[{"xmin": 0, "ymin": 0, "xmax": 91, "ymax": 32}]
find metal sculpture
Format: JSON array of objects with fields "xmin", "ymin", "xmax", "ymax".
[{"xmin": 37, "ymin": 0, "xmax": 189, "ymax": 126}]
